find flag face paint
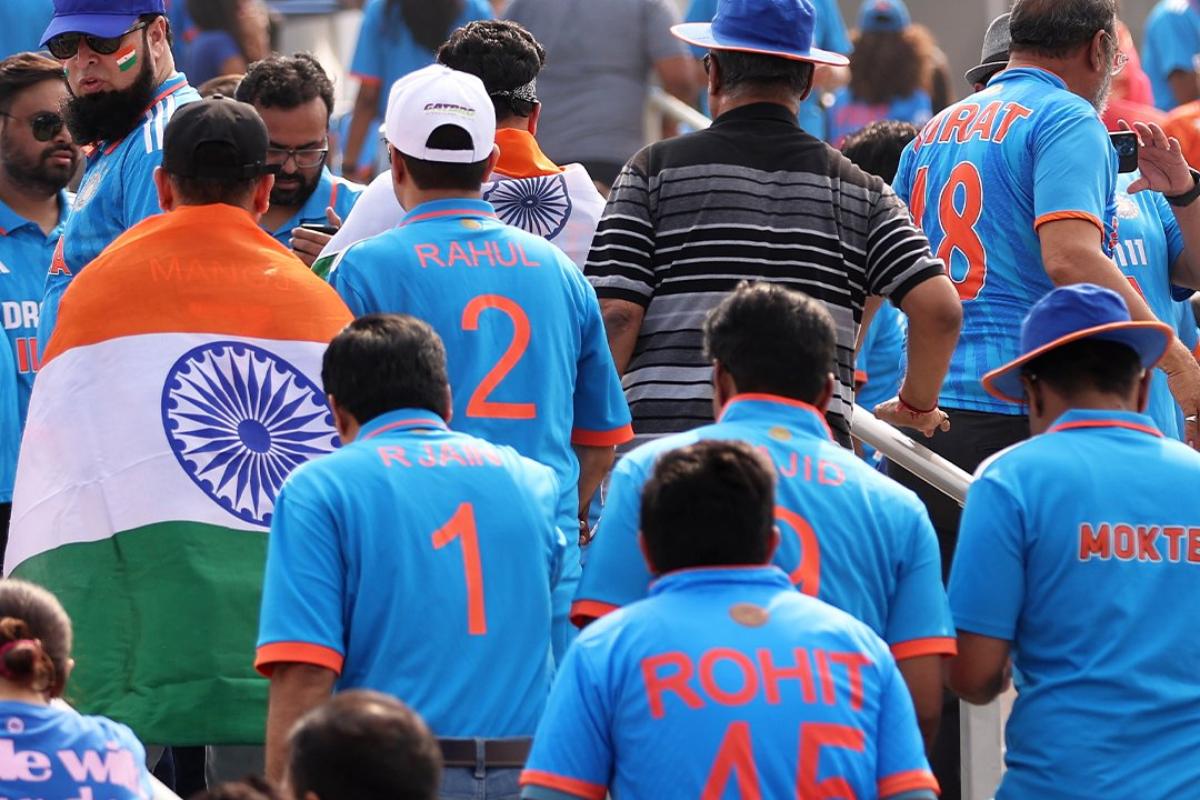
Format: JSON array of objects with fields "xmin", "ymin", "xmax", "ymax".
[{"xmin": 116, "ymin": 45, "xmax": 137, "ymax": 72}]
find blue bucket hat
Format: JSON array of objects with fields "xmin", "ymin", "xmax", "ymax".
[
  {"xmin": 672, "ymin": 0, "xmax": 849, "ymax": 66},
  {"xmin": 41, "ymin": 0, "xmax": 166, "ymax": 47},
  {"xmin": 858, "ymin": 0, "xmax": 911, "ymax": 33},
  {"xmin": 982, "ymin": 284, "xmax": 1173, "ymax": 404}
]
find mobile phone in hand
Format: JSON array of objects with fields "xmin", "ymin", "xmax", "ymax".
[
  {"xmin": 298, "ymin": 222, "xmax": 338, "ymax": 236},
  {"xmin": 1110, "ymin": 131, "xmax": 1139, "ymax": 174}
]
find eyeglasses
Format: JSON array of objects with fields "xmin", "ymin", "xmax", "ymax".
[
  {"xmin": 46, "ymin": 22, "xmax": 148, "ymax": 60},
  {"xmin": 703, "ymin": 53, "xmax": 713, "ymax": 73},
  {"xmin": 1102, "ymin": 32, "xmax": 1129, "ymax": 77},
  {"xmin": 0, "ymin": 111, "xmax": 65, "ymax": 142},
  {"xmin": 266, "ymin": 146, "xmax": 329, "ymax": 170}
]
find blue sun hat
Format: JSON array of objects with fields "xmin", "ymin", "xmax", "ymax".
[
  {"xmin": 41, "ymin": 0, "xmax": 166, "ymax": 47},
  {"xmin": 671, "ymin": 0, "xmax": 850, "ymax": 66},
  {"xmin": 982, "ymin": 284, "xmax": 1173, "ymax": 404}
]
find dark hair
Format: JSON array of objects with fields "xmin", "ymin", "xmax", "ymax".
[
  {"xmin": 1022, "ymin": 338, "xmax": 1144, "ymax": 399},
  {"xmin": 186, "ymin": 0, "xmax": 239, "ymax": 35},
  {"xmin": 641, "ymin": 440, "xmax": 776, "ymax": 575},
  {"xmin": 840, "ymin": 120, "xmax": 919, "ymax": 184},
  {"xmin": 0, "ymin": 52, "xmax": 67, "ymax": 114},
  {"xmin": 387, "ymin": 0, "xmax": 464, "ymax": 52},
  {"xmin": 710, "ymin": 50, "xmax": 815, "ymax": 96},
  {"xmin": 848, "ymin": 25, "xmax": 935, "ymax": 105},
  {"xmin": 198, "ymin": 74, "xmax": 244, "ymax": 100},
  {"xmin": 169, "ymin": 142, "xmax": 259, "ymax": 205},
  {"xmin": 288, "ymin": 690, "xmax": 442, "ymax": 800},
  {"xmin": 189, "ymin": 777, "xmax": 284, "ymax": 800},
  {"xmin": 0, "ymin": 580, "xmax": 72, "ymax": 697},
  {"xmin": 703, "ymin": 282, "xmax": 836, "ymax": 405},
  {"xmin": 235, "ymin": 53, "xmax": 334, "ymax": 119},
  {"xmin": 1009, "ymin": 0, "xmax": 1116, "ymax": 58},
  {"xmin": 398, "ymin": 125, "xmax": 490, "ymax": 191},
  {"xmin": 437, "ymin": 20, "xmax": 545, "ymax": 121},
  {"xmin": 322, "ymin": 314, "xmax": 450, "ymax": 425}
]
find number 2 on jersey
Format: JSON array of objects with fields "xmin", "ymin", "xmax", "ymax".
[
  {"xmin": 431, "ymin": 503, "xmax": 487, "ymax": 635},
  {"xmin": 461, "ymin": 294, "xmax": 537, "ymax": 420},
  {"xmin": 910, "ymin": 163, "xmax": 988, "ymax": 301}
]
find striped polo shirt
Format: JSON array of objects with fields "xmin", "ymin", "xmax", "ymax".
[{"xmin": 586, "ymin": 102, "xmax": 944, "ymax": 447}]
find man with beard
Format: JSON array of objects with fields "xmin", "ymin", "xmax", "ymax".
[
  {"xmin": 234, "ymin": 54, "xmax": 363, "ymax": 265},
  {"xmin": 35, "ymin": 0, "xmax": 200, "ymax": 353},
  {"xmin": 0, "ymin": 52, "xmax": 78, "ymax": 548}
]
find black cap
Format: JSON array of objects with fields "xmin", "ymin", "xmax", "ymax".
[{"xmin": 162, "ymin": 96, "xmax": 279, "ymax": 180}]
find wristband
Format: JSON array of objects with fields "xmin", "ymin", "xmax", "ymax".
[
  {"xmin": 897, "ymin": 394, "xmax": 937, "ymax": 415},
  {"xmin": 1165, "ymin": 168, "xmax": 1200, "ymax": 207}
]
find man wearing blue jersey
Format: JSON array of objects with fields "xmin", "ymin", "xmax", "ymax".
[
  {"xmin": 950, "ymin": 284, "xmax": 1200, "ymax": 798},
  {"xmin": 521, "ymin": 439, "xmax": 937, "ymax": 800},
  {"xmin": 573, "ymin": 282, "xmax": 953, "ymax": 745},
  {"xmin": 36, "ymin": 0, "xmax": 201, "ymax": 353},
  {"xmin": 0, "ymin": 53, "xmax": 78, "ymax": 549},
  {"xmin": 891, "ymin": 0, "xmax": 1200, "ymax": 566},
  {"xmin": 234, "ymin": 54, "xmax": 363, "ymax": 264},
  {"xmin": 258, "ymin": 314, "xmax": 565, "ymax": 798},
  {"xmin": 327, "ymin": 64, "xmax": 632, "ymax": 663}
]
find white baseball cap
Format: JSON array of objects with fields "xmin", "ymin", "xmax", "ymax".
[{"xmin": 383, "ymin": 64, "xmax": 496, "ymax": 164}]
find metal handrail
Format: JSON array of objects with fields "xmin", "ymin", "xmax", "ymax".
[
  {"xmin": 850, "ymin": 405, "xmax": 972, "ymax": 505},
  {"xmin": 647, "ymin": 87, "xmax": 712, "ymax": 131}
]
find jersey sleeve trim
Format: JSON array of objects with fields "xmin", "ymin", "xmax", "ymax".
[
  {"xmin": 350, "ymin": 71, "xmax": 383, "ymax": 85},
  {"xmin": 1033, "ymin": 210, "xmax": 1103, "ymax": 233},
  {"xmin": 890, "ymin": 636, "xmax": 958, "ymax": 660},
  {"xmin": 879, "ymin": 769, "xmax": 940, "ymax": 798},
  {"xmin": 569, "ymin": 599, "xmax": 620, "ymax": 628},
  {"xmin": 571, "ymin": 424, "xmax": 635, "ymax": 447},
  {"xmin": 254, "ymin": 641, "xmax": 345, "ymax": 677},
  {"xmin": 519, "ymin": 770, "xmax": 607, "ymax": 800},
  {"xmin": 855, "ymin": 369, "xmax": 868, "ymax": 385}
]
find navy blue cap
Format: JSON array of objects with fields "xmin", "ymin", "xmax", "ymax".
[
  {"xmin": 42, "ymin": 0, "xmax": 166, "ymax": 47},
  {"xmin": 858, "ymin": 0, "xmax": 911, "ymax": 33},
  {"xmin": 983, "ymin": 284, "xmax": 1173, "ymax": 404},
  {"xmin": 671, "ymin": 0, "xmax": 849, "ymax": 66}
]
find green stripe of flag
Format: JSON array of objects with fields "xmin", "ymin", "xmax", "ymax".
[{"xmin": 13, "ymin": 521, "xmax": 268, "ymax": 745}]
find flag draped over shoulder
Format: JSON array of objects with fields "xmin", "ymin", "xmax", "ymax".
[{"xmin": 6, "ymin": 204, "xmax": 352, "ymax": 745}]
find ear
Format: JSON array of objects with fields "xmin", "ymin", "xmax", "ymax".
[
  {"xmin": 765, "ymin": 525, "xmax": 781, "ymax": 563},
  {"xmin": 814, "ymin": 373, "xmax": 835, "ymax": 413},
  {"xmin": 708, "ymin": 52, "xmax": 722, "ymax": 97},
  {"xmin": 154, "ymin": 167, "xmax": 174, "ymax": 212},
  {"xmin": 711, "ymin": 360, "xmax": 738, "ymax": 417},
  {"xmin": 390, "ymin": 145, "xmax": 406, "ymax": 188},
  {"xmin": 637, "ymin": 531, "xmax": 658, "ymax": 575},
  {"xmin": 1136, "ymin": 369, "xmax": 1152, "ymax": 413},
  {"xmin": 327, "ymin": 394, "xmax": 359, "ymax": 445},
  {"xmin": 1020, "ymin": 374, "xmax": 1042, "ymax": 417},
  {"xmin": 253, "ymin": 174, "xmax": 274, "ymax": 215},
  {"xmin": 147, "ymin": 15, "xmax": 170, "ymax": 60},
  {"xmin": 528, "ymin": 102, "xmax": 541, "ymax": 136},
  {"xmin": 1090, "ymin": 29, "xmax": 1108, "ymax": 73},
  {"xmin": 441, "ymin": 384, "xmax": 454, "ymax": 424},
  {"xmin": 485, "ymin": 143, "xmax": 501, "ymax": 179}
]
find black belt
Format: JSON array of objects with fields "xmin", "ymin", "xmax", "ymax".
[{"xmin": 438, "ymin": 737, "xmax": 532, "ymax": 768}]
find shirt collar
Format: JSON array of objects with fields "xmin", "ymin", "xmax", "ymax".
[
  {"xmin": 990, "ymin": 66, "xmax": 1068, "ymax": 92},
  {"xmin": 492, "ymin": 129, "xmax": 563, "ymax": 179},
  {"xmin": 712, "ymin": 102, "xmax": 799, "ymax": 128},
  {"xmin": 99, "ymin": 72, "xmax": 191, "ymax": 154},
  {"xmin": 718, "ymin": 393, "xmax": 833, "ymax": 440},
  {"xmin": 1046, "ymin": 408, "xmax": 1163, "ymax": 438},
  {"xmin": 399, "ymin": 197, "xmax": 498, "ymax": 227},
  {"xmin": 268, "ymin": 168, "xmax": 337, "ymax": 237},
  {"xmin": 356, "ymin": 408, "xmax": 449, "ymax": 441},
  {"xmin": 0, "ymin": 190, "xmax": 70, "ymax": 238},
  {"xmin": 650, "ymin": 565, "xmax": 792, "ymax": 596}
]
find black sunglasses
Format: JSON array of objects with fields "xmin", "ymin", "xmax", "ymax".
[
  {"xmin": 0, "ymin": 111, "xmax": 65, "ymax": 142},
  {"xmin": 46, "ymin": 21, "xmax": 148, "ymax": 60}
]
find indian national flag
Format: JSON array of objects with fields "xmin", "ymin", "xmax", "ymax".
[{"xmin": 6, "ymin": 206, "xmax": 352, "ymax": 744}]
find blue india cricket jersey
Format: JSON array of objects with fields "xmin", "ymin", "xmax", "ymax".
[
  {"xmin": 38, "ymin": 73, "xmax": 201, "ymax": 354},
  {"xmin": 521, "ymin": 567, "xmax": 937, "ymax": 800},
  {"xmin": 257, "ymin": 409, "xmax": 565, "ymax": 737},
  {"xmin": 1113, "ymin": 173, "xmax": 1190, "ymax": 440},
  {"xmin": 894, "ymin": 67, "xmax": 1118, "ymax": 414},
  {"xmin": 950, "ymin": 409, "xmax": 1200, "ymax": 798},
  {"xmin": 574, "ymin": 395, "xmax": 955, "ymax": 660}
]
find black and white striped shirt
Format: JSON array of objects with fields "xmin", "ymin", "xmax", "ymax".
[{"xmin": 585, "ymin": 102, "xmax": 945, "ymax": 447}]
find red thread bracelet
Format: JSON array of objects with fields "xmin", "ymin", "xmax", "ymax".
[{"xmin": 898, "ymin": 395, "xmax": 937, "ymax": 415}]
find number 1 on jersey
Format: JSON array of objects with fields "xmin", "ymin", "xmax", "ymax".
[{"xmin": 432, "ymin": 502, "xmax": 487, "ymax": 636}]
